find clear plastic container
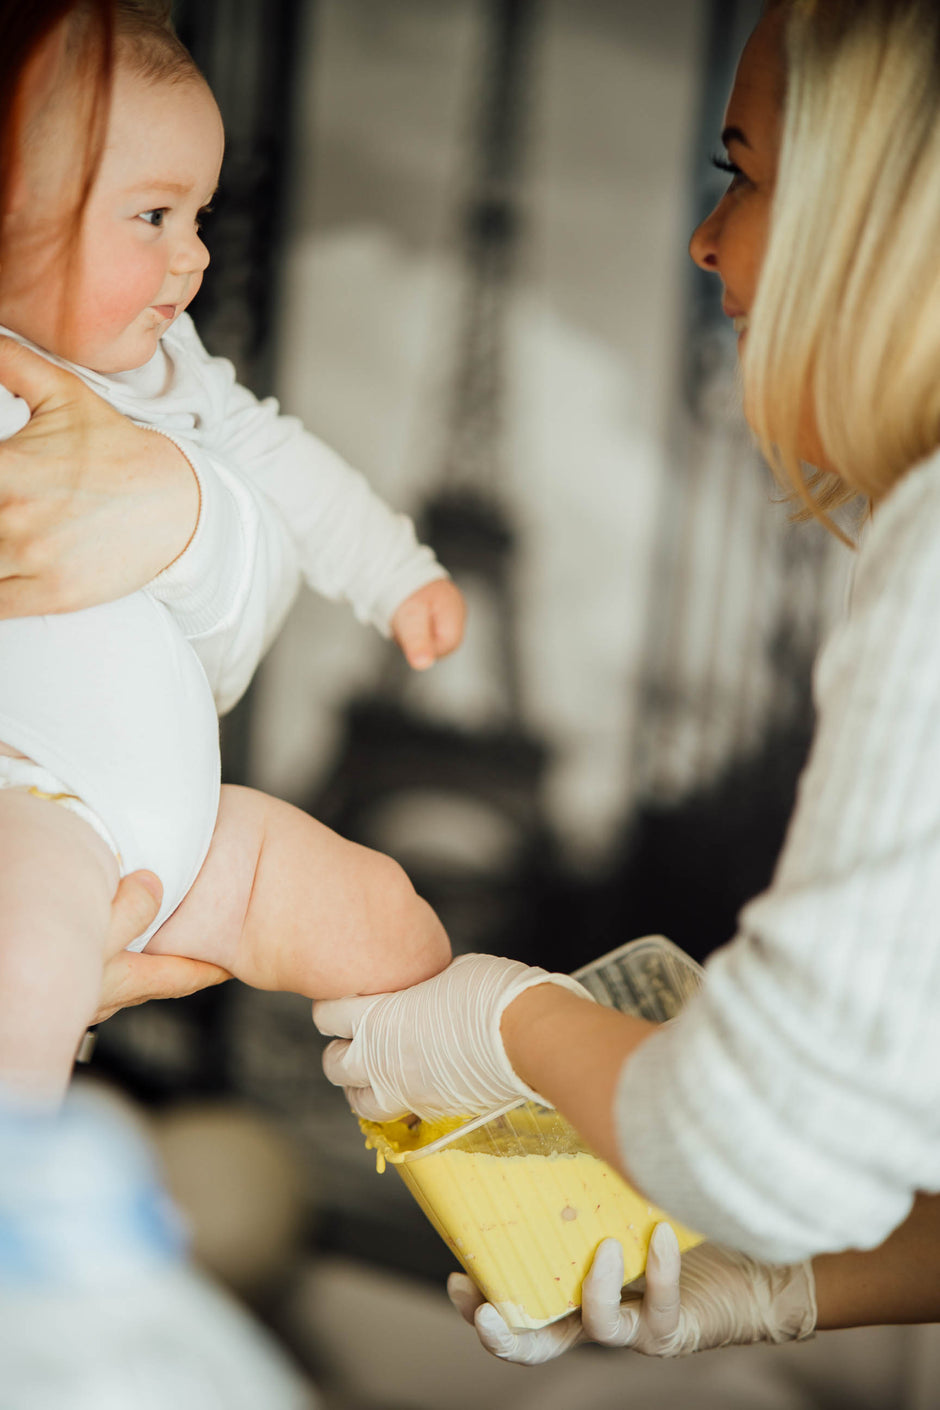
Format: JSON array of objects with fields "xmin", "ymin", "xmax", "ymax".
[
  {"xmin": 571, "ymin": 933, "xmax": 705, "ymax": 1019},
  {"xmin": 361, "ymin": 935, "xmax": 705, "ymax": 1330}
]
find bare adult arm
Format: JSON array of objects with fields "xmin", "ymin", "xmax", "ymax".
[
  {"xmin": 499, "ymin": 979, "xmax": 652, "ymax": 1179},
  {"xmin": 0, "ymin": 338, "xmax": 200, "ymax": 616},
  {"xmin": 813, "ymin": 1191, "xmax": 940, "ymax": 1330}
]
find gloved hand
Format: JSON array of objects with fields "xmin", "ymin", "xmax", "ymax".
[
  {"xmin": 447, "ymin": 1224, "xmax": 817, "ymax": 1364},
  {"xmin": 312, "ymin": 952, "xmax": 593, "ymax": 1122}
]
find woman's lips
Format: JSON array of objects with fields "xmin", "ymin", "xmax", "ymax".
[{"xmin": 721, "ymin": 300, "xmax": 749, "ymax": 335}]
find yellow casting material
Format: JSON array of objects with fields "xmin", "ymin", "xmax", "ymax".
[{"xmin": 362, "ymin": 1106, "xmax": 701, "ymax": 1330}]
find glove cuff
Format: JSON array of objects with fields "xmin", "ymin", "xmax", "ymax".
[
  {"xmin": 680, "ymin": 1243, "xmax": 818, "ymax": 1351},
  {"xmin": 770, "ymin": 1259, "xmax": 817, "ymax": 1343},
  {"xmin": 489, "ymin": 970, "xmax": 596, "ymax": 1111}
]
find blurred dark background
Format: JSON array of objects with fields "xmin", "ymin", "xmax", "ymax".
[{"xmin": 86, "ymin": 2, "xmax": 856, "ymax": 1403}]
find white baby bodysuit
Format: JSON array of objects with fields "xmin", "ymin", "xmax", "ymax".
[{"xmin": 0, "ymin": 317, "xmax": 448, "ymax": 947}]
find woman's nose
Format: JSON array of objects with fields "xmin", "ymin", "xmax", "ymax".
[{"xmin": 689, "ymin": 203, "xmax": 721, "ymax": 273}]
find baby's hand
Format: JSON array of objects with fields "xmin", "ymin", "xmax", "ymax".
[{"xmin": 391, "ymin": 579, "xmax": 466, "ymax": 670}]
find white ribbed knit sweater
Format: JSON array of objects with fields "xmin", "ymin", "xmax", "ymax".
[{"xmin": 616, "ymin": 450, "xmax": 940, "ymax": 1263}]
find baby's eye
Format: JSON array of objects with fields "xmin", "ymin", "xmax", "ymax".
[
  {"xmin": 138, "ymin": 209, "xmax": 167, "ymax": 227},
  {"xmin": 195, "ymin": 203, "xmax": 213, "ymax": 231}
]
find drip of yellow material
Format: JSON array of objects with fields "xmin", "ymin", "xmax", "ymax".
[{"xmin": 361, "ymin": 1105, "xmax": 701, "ymax": 1330}]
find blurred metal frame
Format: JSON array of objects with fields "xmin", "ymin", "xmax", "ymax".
[{"xmin": 173, "ymin": 0, "xmax": 306, "ymax": 396}]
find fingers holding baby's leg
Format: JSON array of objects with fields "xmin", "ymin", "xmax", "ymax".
[
  {"xmin": 0, "ymin": 788, "xmax": 119, "ymax": 1102},
  {"xmin": 147, "ymin": 785, "xmax": 450, "ymax": 999}
]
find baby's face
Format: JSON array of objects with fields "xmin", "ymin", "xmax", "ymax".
[{"xmin": 0, "ymin": 64, "xmax": 224, "ymax": 373}]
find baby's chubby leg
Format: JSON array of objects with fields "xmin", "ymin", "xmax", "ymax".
[
  {"xmin": 146, "ymin": 785, "xmax": 451, "ymax": 998},
  {"xmin": 0, "ymin": 788, "xmax": 119, "ymax": 1103}
]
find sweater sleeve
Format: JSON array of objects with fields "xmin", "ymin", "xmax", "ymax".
[
  {"xmin": 176, "ymin": 318, "xmax": 448, "ymax": 635},
  {"xmin": 614, "ymin": 458, "xmax": 940, "ymax": 1263}
]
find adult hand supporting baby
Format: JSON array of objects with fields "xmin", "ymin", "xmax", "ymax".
[
  {"xmin": 313, "ymin": 952, "xmax": 594, "ymax": 1121},
  {"xmin": 93, "ymin": 870, "xmax": 230, "ymax": 1024},
  {"xmin": 448, "ymin": 1225, "xmax": 817, "ymax": 1364},
  {"xmin": 0, "ymin": 338, "xmax": 200, "ymax": 617}
]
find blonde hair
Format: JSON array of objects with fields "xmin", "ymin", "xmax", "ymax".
[{"xmin": 744, "ymin": 0, "xmax": 940, "ymax": 528}]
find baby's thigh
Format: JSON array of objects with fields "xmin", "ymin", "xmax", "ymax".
[
  {"xmin": 145, "ymin": 785, "xmax": 438, "ymax": 994},
  {"xmin": 142, "ymin": 783, "xmax": 265, "ymax": 966}
]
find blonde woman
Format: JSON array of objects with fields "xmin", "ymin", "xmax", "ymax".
[{"xmin": 315, "ymin": 0, "xmax": 940, "ymax": 1359}]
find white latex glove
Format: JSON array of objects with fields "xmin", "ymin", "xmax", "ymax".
[
  {"xmin": 313, "ymin": 952, "xmax": 593, "ymax": 1121},
  {"xmin": 447, "ymin": 1224, "xmax": 817, "ymax": 1364}
]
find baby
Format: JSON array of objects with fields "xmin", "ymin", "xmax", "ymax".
[{"xmin": 0, "ymin": 2, "xmax": 463, "ymax": 1101}]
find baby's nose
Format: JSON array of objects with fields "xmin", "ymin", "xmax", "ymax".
[{"xmin": 172, "ymin": 231, "xmax": 210, "ymax": 277}]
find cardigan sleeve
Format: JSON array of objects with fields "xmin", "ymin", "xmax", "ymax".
[{"xmin": 614, "ymin": 457, "xmax": 940, "ymax": 1262}]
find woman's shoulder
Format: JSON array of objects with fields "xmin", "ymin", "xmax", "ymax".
[
  {"xmin": 867, "ymin": 444, "xmax": 940, "ymax": 537},
  {"xmin": 851, "ymin": 445, "xmax": 940, "ymax": 602},
  {"xmin": 811, "ymin": 446, "xmax": 940, "ymax": 743}
]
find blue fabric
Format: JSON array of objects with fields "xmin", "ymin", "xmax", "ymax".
[{"xmin": 0, "ymin": 1085, "xmax": 187, "ymax": 1289}]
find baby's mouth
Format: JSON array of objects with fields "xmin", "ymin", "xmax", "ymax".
[{"xmin": 152, "ymin": 304, "xmax": 177, "ymax": 321}]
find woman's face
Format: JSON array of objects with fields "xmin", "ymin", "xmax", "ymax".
[{"xmin": 689, "ymin": 11, "xmax": 786, "ymax": 353}]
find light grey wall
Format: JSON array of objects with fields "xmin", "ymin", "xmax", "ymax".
[{"xmin": 252, "ymin": 0, "xmax": 712, "ymax": 867}]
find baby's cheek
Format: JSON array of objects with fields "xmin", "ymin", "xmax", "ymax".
[
  {"xmin": 67, "ymin": 268, "xmax": 162, "ymax": 368},
  {"xmin": 77, "ymin": 227, "xmax": 160, "ymax": 321},
  {"xmin": 83, "ymin": 271, "xmax": 153, "ymax": 335}
]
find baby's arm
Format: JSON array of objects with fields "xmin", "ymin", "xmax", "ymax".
[
  {"xmin": 147, "ymin": 439, "xmax": 302, "ymax": 716},
  {"xmin": 171, "ymin": 317, "xmax": 463, "ymax": 662},
  {"xmin": 145, "ymin": 785, "xmax": 450, "ymax": 999}
]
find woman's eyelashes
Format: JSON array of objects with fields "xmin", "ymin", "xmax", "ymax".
[{"xmin": 710, "ymin": 152, "xmax": 750, "ymax": 188}]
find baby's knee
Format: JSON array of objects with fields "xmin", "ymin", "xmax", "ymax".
[{"xmin": 366, "ymin": 852, "xmax": 450, "ymax": 988}]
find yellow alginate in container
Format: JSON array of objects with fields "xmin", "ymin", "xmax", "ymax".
[{"xmin": 362, "ymin": 1104, "xmax": 701, "ymax": 1331}]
